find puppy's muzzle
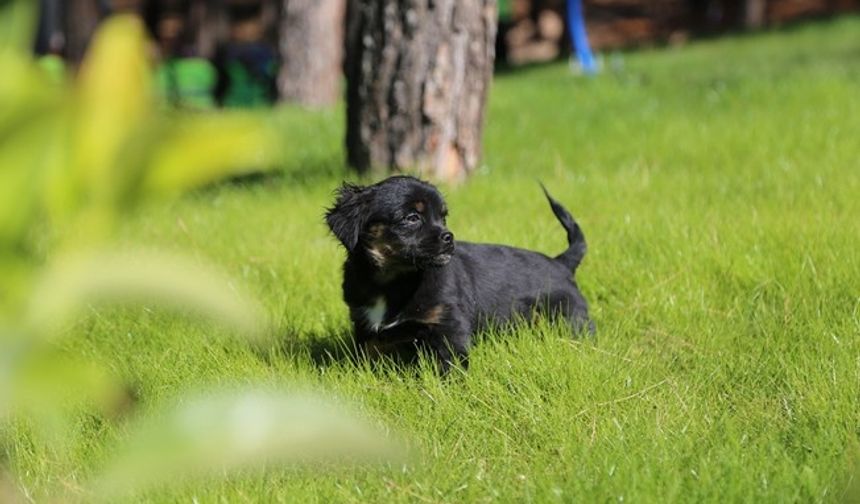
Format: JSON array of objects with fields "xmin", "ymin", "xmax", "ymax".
[
  {"xmin": 431, "ymin": 231, "xmax": 455, "ymax": 266},
  {"xmin": 429, "ymin": 253, "xmax": 453, "ymax": 266}
]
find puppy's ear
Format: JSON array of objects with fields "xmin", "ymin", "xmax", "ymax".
[{"xmin": 325, "ymin": 183, "xmax": 371, "ymax": 251}]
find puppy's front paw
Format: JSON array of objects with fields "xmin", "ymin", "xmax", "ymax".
[{"xmin": 422, "ymin": 334, "xmax": 470, "ymax": 376}]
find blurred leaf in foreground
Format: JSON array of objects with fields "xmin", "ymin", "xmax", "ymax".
[
  {"xmin": 92, "ymin": 388, "xmax": 401, "ymax": 499},
  {"xmin": 1, "ymin": 12, "xmax": 279, "ymax": 434},
  {"xmin": 144, "ymin": 113, "xmax": 279, "ymax": 195},
  {"xmin": 41, "ymin": 14, "xmax": 279, "ymax": 242},
  {"xmin": 0, "ymin": 0, "xmax": 36, "ymax": 54},
  {"xmin": 0, "ymin": 9, "xmax": 398, "ymax": 503},
  {"xmin": 0, "ymin": 469, "xmax": 25, "ymax": 504},
  {"xmin": 24, "ymin": 249, "xmax": 269, "ymax": 343},
  {"xmin": 0, "ymin": 343, "xmax": 118, "ymax": 422},
  {"xmin": 74, "ymin": 14, "xmax": 152, "ymax": 199}
]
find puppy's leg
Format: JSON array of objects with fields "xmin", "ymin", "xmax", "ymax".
[
  {"xmin": 424, "ymin": 327, "xmax": 470, "ymax": 375},
  {"xmin": 355, "ymin": 324, "xmax": 422, "ymax": 363},
  {"xmin": 550, "ymin": 289, "xmax": 594, "ymax": 337}
]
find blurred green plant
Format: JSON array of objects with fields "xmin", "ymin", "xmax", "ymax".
[
  {"xmin": 93, "ymin": 388, "xmax": 397, "ymax": 501},
  {"xmin": 0, "ymin": 4, "xmax": 394, "ymax": 501}
]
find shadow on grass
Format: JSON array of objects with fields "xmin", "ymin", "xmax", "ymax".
[
  {"xmin": 190, "ymin": 155, "xmax": 349, "ymax": 196},
  {"xmin": 268, "ymin": 328, "xmax": 361, "ymax": 368},
  {"xmin": 260, "ymin": 312, "xmax": 597, "ymax": 376},
  {"xmin": 259, "ymin": 326, "xmax": 436, "ymax": 377},
  {"xmin": 243, "ymin": 157, "xmax": 347, "ymax": 185}
]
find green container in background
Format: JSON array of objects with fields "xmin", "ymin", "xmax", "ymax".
[
  {"xmin": 156, "ymin": 58, "xmax": 217, "ymax": 109},
  {"xmin": 498, "ymin": 0, "xmax": 512, "ymax": 21}
]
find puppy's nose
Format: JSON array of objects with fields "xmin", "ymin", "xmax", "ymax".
[{"xmin": 440, "ymin": 231, "xmax": 454, "ymax": 244}]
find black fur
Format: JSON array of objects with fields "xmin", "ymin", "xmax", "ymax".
[{"xmin": 326, "ymin": 176, "xmax": 593, "ymax": 374}]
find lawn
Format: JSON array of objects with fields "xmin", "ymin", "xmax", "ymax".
[{"xmin": 8, "ymin": 16, "xmax": 860, "ymax": 502}]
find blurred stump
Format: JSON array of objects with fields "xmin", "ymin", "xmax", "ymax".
[
  {"xmin": 278, "ymin": 0, "xmax": 346, "ymax": 107},
  {"xmin": 65, "ymin": 0, "xmax": 101, "ymax": 64}
]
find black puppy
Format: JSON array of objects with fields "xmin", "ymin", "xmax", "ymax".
[{"xmin": 326, "ymin": 176, "xmax": 592, "ymax": 373}]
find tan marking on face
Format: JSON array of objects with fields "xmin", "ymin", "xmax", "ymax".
[
  {"xmin": 414, "ymin": 201, "xmax": 425, "ymax": 213},
  {"xmin": 420, "ymin": 304, "xmax": 446, "ymax": 325},
  {"xmin": 366, "ymin": 246, "xmax": 387, "ymax": 267},
  {"xmin": 365, "ymin": 224, "xmax": 393, "ymax": 267},
  {"xmin": 368, "ymin": 223, "xmax": 386, "ymax": 238}
]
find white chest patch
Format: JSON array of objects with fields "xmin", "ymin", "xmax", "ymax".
[{"xmin": 363, "ymin": 297, "xmax": 387, "ymax": 332}]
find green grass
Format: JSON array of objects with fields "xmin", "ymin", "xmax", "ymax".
[{"xmin": 9, "ymin": 16, "xmax": 860, "ymax": 502}]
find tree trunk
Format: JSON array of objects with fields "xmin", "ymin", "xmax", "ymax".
[
  {"xmin": 188, "ymin": 0, "xmax": 226, "ymax": 59},
  {"xmin": 65, "ymin": 0, "xmax": 101, "ymax": 64},
  {"xmin": 345, "ymin": 0, "xmax": 498, "ymax": 182},
  {"xmin": 278, "ymin": 0, "xmax": 346, "ymax": 107},
  {"xmin": 744, "ymin": 0, "xmax": 767, "ymax": 29}
]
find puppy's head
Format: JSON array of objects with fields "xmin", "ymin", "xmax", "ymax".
[{"xmin": 326, "ymin": 176, "xmax": 454, "ymax": 269}]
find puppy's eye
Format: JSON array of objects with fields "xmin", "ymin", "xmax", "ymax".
[{"xmin": 405, "ymin": 213, "xmax": 422, "ymax": 224}]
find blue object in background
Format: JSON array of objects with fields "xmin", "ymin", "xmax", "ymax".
[{"xmin": 567, "ymin": 0, "xmax": 598, "ymax": 74}]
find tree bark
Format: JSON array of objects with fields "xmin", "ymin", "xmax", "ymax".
[
  {"xmin": 278, "ymin": 0, "xmax": 346, "ymax": 107},
  {"xmin": 744, "ymin": 0, "xmax": 767, "ymax": 29},
  {"xmin": 345, "ymin": 0, "xmax": 498, "ymax": 182},
  {"xmin": 65, "ymin": 0, "xmax": 101, "ymax": 64},
  {"xmin": 187, "ymin": 0, "xmax": 226, "ymax": 59}
]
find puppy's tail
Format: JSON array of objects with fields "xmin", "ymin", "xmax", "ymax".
[{"xmin": 539, "ymin": 182, "xmax": 586, "ymax": 272}]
